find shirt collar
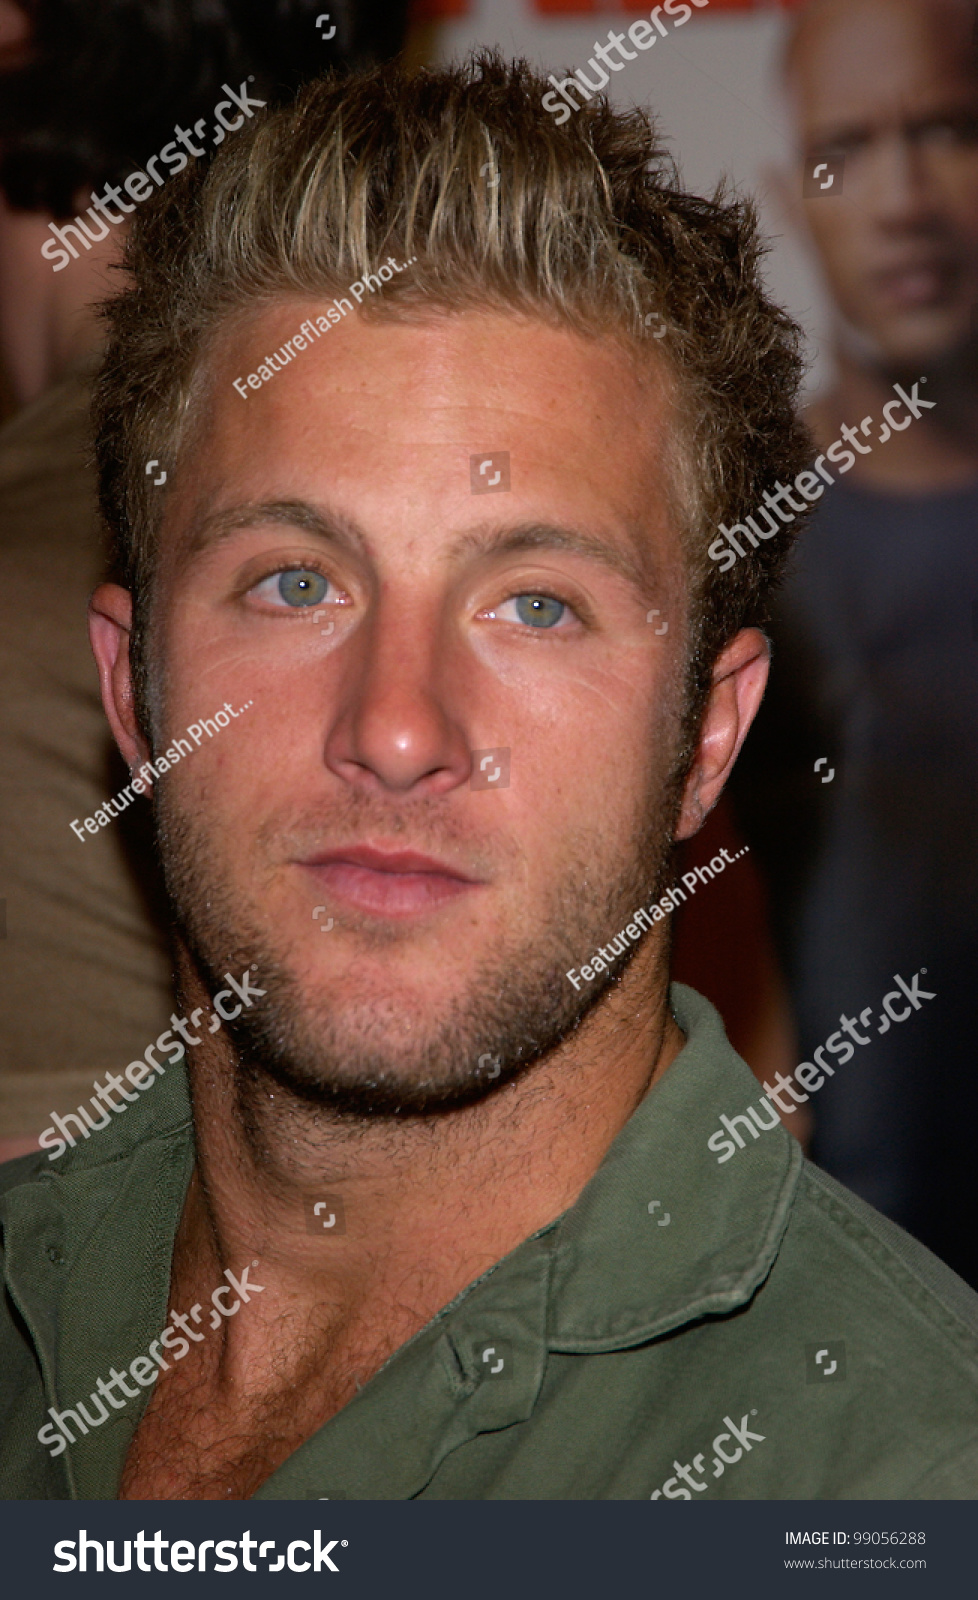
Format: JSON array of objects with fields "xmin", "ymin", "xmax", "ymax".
[
  {"xmin": 544, "ymin": 983, "xmax": 802, "ymax": 1348},
  {"xmin": 258, "ymin": 984, "xmax": 802, "ymax": 1498}
]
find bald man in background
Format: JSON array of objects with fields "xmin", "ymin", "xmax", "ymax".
[{"xmin": 732, "ymin": 0, "xmax": 978, "ymax": 1285}]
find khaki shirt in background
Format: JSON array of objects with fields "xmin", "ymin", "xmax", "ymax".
[{"xmin": 0, "ymin": 360, "xmax": 174, "ymax": 1142}]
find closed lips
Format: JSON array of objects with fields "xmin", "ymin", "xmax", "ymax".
[{"xmin": 301, "ymin": 846, "xmax": 482, "ymax": 917}]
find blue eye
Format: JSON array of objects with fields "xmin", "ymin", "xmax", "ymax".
[
  {"xmin": 276, "ymin": 569, "xmax": 328, "ymax": 607},
  {"xmin": 251, "ymin": 567, "xmax": 332, "ymax": 608},
  {"xmin": 512, "ymin": 594, "xmax": 567, "ymax": 629}
]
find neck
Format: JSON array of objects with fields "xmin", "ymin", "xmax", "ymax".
[
  {"xmin": 170, "ymin": 944, "xmax": 683, "ymax": 1397},
  {"xmin": 808, "ymin": 341, "xmax": 978, "ymax": 492}
]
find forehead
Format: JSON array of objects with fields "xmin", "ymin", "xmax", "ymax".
[
  {"xmin": 787, "ymin": 0, "xmax": 977, "ymax": 139},
  {"xmin": 168, "ymin": 303, "xmax": 677, "ymax": 576}
]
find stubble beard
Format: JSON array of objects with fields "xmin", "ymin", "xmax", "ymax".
[{"xmin": 153, "ymin": 773, "xmax": 680, "ymax": 1124}]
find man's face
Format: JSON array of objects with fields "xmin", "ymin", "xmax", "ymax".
[
  {"xmin": 789, "ymin": 0, "xmax": 978, "ymax": 366},
  {"xmin": 148, "ymin": 306, "xmax": 688, "ymax": 1114}
]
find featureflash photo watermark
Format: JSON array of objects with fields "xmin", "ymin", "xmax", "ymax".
[
  {"xmin": 232, "ymin": 258, "xmax": 416, "ymax": 397},
  {"xmin": 566, "ymin": 845, "xmax": 750, "ymax": 990},
  {"xmin": 70, "ymin": 699, "xmax": 252, "ymax": 842}
]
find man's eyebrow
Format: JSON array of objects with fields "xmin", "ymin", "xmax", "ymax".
[
  {"xmin": 803, "ymin": 121, "xmax": 873, "ymax": 154},
  {"xmin": 184, "ymin": 501, "xmax": 656, "ymax": 592},
  {"xmin": 449, "ymin": 522, "xmax": 656, "ymax": 594},
  {"xmin": 805, "ymin": 99, "xmax": 978, "ymax": 155},
  {"xmin": 184, "ymin": 500, "xmax": 369, "ymax": 559}
]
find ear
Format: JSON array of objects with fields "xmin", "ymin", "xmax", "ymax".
[
  {"xmin": 674, "ymin": 627, "xmax": 770, "ymax": 842},
  {"xmin": 88, "ymin": 582, "xmax": 154, "ymax": 779}
]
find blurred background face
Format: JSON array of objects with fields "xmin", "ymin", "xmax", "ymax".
[
  {"xmin": 0, "ymin": 1, "xmax": 28, "ymax": 69},
  {"xmin": 788, "ymin": 0, "xmax": 978, "ymax": 367},
  {"xmin": 0, "ymin": 0, "xmax": 410, "ymax": 407}
]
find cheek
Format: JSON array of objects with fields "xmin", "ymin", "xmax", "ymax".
[
  {"xmin": 810, "ymin": 219, "xmax": 864, "ymax": 286},
  {"xmin": 158, "ymin": 704, "xmax": 308, "ymax": 884},
  {"xmin": 944, "ymin": 177, "xmax": 978, "ymax": 246},
  {"xmin": 158, "ymin": 587, "xmax": 325, "ymax": 728},
  {"xmin": 500, "ymin": 646, "xmax": 677, "ymax": 814},
  {"xmin": 483, "ymin": 640, "xmax": 655, "ymax": 732},
  {"xmin": 153, "ymin": 629, "xmax": 304, "ymax": 816}
]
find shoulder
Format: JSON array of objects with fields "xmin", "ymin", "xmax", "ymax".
[
  {"xmin": 789, "ymin": 1160, "xmax": 978, "ymax": 1349},
  {"xmin": 0, "ymin": 1147, "xmax": 55, "ymax": 1197},
  {"xmin": 0, "ymin": 1060, "xmax": 192, "ymax": 1200}
]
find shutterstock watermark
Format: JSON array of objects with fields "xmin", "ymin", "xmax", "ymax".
[
  {"xmin": 650, "ymin": 1408, "xmax": 765, "ymax": 1499},
  {"xmin": 542, "ymin": 2, "xmax": 710, "ymax": 124},
  {"xmin": 38, "ymin": 1264, "xmax": 265, "ymax": 1458},
  {"xmin": 41, "ymin": 81, "xmax": 266, "ymax": 272},
  {"xmin": 70, "ymin": 699, "xmax": 252, "ymax": 842},
  {"xmin": 52, "ymin": 1530, "xmax": 344, "ymax": 1574},
  {"xmin": 37, "ymin": 967, "xmax": 265, "ymax": 1160},
  {"xmin": 566, "ymin": 845, "xmax": 749, "ymax": 990},
  {"xmin": 707, "ymin": 969, "xmax": 936, "ymax": 1163},
  {"xmin": 802, "ymin": 155, "xmax": 845, "ymax": 197},
  {"xmin": 709, "ymin": 380, "xmax": 936, "ymax": 571}
]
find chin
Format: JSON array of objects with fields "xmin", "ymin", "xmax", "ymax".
[
  {"xmin": 172, "ymin": 888, "xmax": 609, "ymax": 1118},
  {"xmin": 238, "ymin": 1044, "xmax": 527, "ymax": 1119},
  {"xmin": 155, "ymin": 769, "xmax": 676, "ymax": 1122},
  {"xmin": 222, "ymin": 972, "xmax": 590, "ymax": 1120},
  {"xmin": 874, "ymin": 314, "xmax": 968, "ymax": 372}
]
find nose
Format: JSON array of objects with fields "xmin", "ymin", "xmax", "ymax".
[{"xmin": 323, "ymin": 595, "xmax": 473, "ymax": 797}]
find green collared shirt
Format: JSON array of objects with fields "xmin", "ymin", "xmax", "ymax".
[{"xmin": 2, "ymin": 985, "xmax": 977, "ymax": 1500}]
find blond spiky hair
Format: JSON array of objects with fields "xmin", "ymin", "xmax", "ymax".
[{"xmin": 94, "ymin": 49, "xmax": 812, "ymax": 738}]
